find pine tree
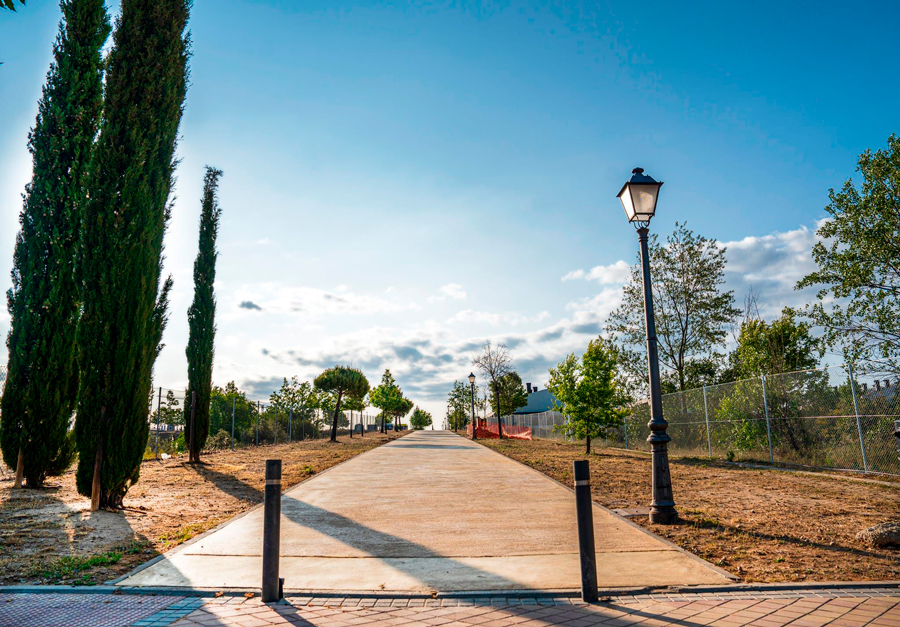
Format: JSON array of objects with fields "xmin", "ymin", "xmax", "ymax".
[
  {"xmin": 75, "ymin": 0, "xmax": 190, "ymax": 509},
  {"xmin": 1, "ymin": 0, "xmax": 109, "ymax": 488},
  {"xmin": 184, "ymin": 167, "xmax": 223, "ymax": 463}
]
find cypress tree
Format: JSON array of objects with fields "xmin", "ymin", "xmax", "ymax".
[
  {"xmin": 75, "ymin": 0, "xmax": 190, "ymax": 509},
  {"xmin": 1, "ymin": 0, "xmax": 110, "ymax": 488},
  {"xmin": 184, "ymin": 167, "xmax": 223, "ymax": 463}
]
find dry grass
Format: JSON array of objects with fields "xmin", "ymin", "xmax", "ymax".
[
  {"xmin": 0, "ymin": 432, "xmax": 399, "ymax": 585},
  {"xmin": 479, "ymin": 437, "xmax": 900, "ymax": 583}
]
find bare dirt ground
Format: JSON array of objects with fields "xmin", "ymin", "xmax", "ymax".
[
  {"xmin": 479, "ymin": 437, "xmax": 900, "ymax": 583},
  {"xmin": 0, "ymin": 433, "xmax": 399, "ymax": 585}
]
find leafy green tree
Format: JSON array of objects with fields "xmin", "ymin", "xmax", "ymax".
[
  {"xmin": 268, "ymin": 376, "xmax": 318, "ymax": 439},
  {"xmin": 1, "ymin": 0, "xmax": 110, "ymax": 489},
  {"xmin": 446, "ymin": 381, "xmax": 471, "ymax": 430},
  {"xmin": 369, "ymin": 369, "xmax": 402, "ymax": 433},
  {"xmin": 489, "ymin": 371, "xmax": 529, "ymax": 418},
  {"xmin": 75, "ymin": 0, "xmax": 190, "ymax": 509},
  {"xmin": 727, "ymin": 307, "xmax": 819, "ymax": 379},
  {"xmin": 387, "ymin": 396, "xmax": 413, "ymax": 430},
  {"xmin": 607, "ymin": 222, "xmax": 739, "ymax": 394},
  {"xmin": 314, "ymin": 366, "xmax": 369, "ymax": 442},
  {"xmin": 547, "ymin": 337, "xmax": 628, "ymax": 454},
  {"xmin": 342, "ymin": 394, "xmax": 366, "ymax": 436},
  {"xmin": 209, "ymin": 382, "xmax": 255, "ymax": 444},
  {"xmin": 1, "ymin": 0, "xmax": 26, "ymax": 10},
  {"xmin": 184, "ymin": 167, "xmax": 223, "ymax": 463},
  {"xmin": 798, "ymin": 135, "xmax": 900, "ymax": 376},
  {"xmin": 410, "ymin": 407, "xmax": 433, "ymax": 430}
]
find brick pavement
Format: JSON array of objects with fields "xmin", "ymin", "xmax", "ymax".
[
  {"xmin": 165, "ymin": 589, "xmax": 900, "ymax": 627},
  {"xmin": 3, "ymin": 587, "xmax": 898, "ymax": 627}
]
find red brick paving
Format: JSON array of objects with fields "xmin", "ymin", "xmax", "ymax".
[
  {"xmin": 1, "ymin": 589, "xmax": 898, "ymax": 627},
  {"xmin": 167, "ymin": 591, "xmax": 900, "ymax": 627}
]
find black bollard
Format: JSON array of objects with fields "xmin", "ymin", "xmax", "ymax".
[
  {"xmin": 573, "ymin": 460, "xmax": 598, "ymax": 603},
  {"xmin": 262, "ymin": 459, "xmax": 282, "ymax": 602}
]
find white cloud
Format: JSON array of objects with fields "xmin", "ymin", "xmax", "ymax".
[
  {"xmin": 721, "ymin": 224, "xmax": 821, "ymax": 318},
  {"xmin": 562, "ymin": 260, "xmax": 631, "ymax": 284},
  {"xmin": 428, "ymin": 283, "xmax": 467, "ymax": 303},
  {"xmin": 226, "ymin": 284, "xmax": 419, "ymax": 319},
  {"xmin": 448, "ymin": 309, "xmax": 550, "ymax": 326}
]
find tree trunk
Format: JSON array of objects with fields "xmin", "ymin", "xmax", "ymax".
[
  {"xmin": 90, "ymin": 444, "xmax": 102, "ymax": 512},
  {"xmin": 381, "ymin": 411, "xmax": 385, "ymax": 434},
  {"xmin": 189, "ymin": 390, "xmax": 198, "ymax": 464},
  {"xmin": 586, "ymin": 436, "xmax": 591, "ymax": 455},
  {"xmin": 330, "ymin": 391, "xmax": 343, "ymax": 442},
  {"xmin": 349, "ymin": 411, "xmax": 353, "ymax": 438},
  {"xmin": 13, "ymin": 449, "xmax": 24, "ymax": 489}
]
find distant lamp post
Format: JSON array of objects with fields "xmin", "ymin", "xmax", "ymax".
[
  {"xmin": 468, "ymin": 372, "xmax": 477, "ymax": 440},
  {"xmin": 616, "ymin": 167, "xmax": 677, "ymax": 525}
]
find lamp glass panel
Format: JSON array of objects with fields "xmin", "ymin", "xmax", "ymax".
[
  {"xmin": 619, "ymin": 186, "xmax": 637, "ymax": 221},
  {"xmin": 629, "ymin": 184, "xmax": 659, "ymax": 220}
]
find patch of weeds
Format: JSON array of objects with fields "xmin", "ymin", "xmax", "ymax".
[
  {"xmin": 31, "ymin": 551, "xmax": 123, "ymax": 584},
  {"xmin": 775, "ymin": 557, "xmax": 785, "ymax": 563},
  {"xmin": 156, "ymin": 522, "xmax": 214, "ymax": 551}
]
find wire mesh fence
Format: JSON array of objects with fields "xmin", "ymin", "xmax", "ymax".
[
  {"xmin": 502, "ymin": 364, "xmax": 900, "ymax": 477},
  {"xmin": 145, "ymin": 387, "xmax": 384, "ymax": 458}
]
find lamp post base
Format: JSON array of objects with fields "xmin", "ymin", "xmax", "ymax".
[{"xmin": 649, "ymin": 437, "xmax": 678, "ymax": 525}]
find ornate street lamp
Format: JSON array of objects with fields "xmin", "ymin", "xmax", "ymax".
[
  {"xmin": 468, "ymin": 372, "xmax": 477, "ymax": 440},
  {"xmin": 617, "ymin": 167, "xmax": 677, "ymax": 525}
]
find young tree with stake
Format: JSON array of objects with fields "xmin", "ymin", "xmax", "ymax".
[{"xmin": 547, "ymin": 337, "xmax": 628, "ymax": 454}]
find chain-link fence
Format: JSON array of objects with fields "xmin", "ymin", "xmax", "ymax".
[
  {"xmin": 503, "ymin": 364, "xmax": 900, "ymax": 477},
  {"xmin": 145, "ymin": 387, "xmax": 383, "ymax": 458}
]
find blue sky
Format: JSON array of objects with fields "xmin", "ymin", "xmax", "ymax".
[{"xmin": 1, "ymin": 1, "xmax": 898, "ymax": 419}]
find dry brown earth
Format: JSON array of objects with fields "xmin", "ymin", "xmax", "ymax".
[
  {"xmin": 479, "ymin": 437, "xmax": 900, "ymax": 583},
  {"xmin": 0, "ymin": 433, "xmax": 398, "ymax": 585}
]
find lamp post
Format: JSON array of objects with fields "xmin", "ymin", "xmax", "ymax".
[
  {"xmin": 616, "ymin": 167, "xmax": 677, "ymax": 525},
  {"xmin": 468, "ymin": 373, "xmax": 477, "ymax": 440}
]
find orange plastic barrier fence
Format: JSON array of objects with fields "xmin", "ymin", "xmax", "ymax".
[{"xmin": 466, "ymin": 422, "xmax": 532, "ymax": 440}]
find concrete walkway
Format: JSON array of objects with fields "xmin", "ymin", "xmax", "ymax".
[{"xmin": 117, "ymin": 431, "xmax": 731, "ymax": 592}]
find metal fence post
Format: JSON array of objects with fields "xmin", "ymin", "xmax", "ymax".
[
  {"xmin": 156, "ymin": 387, "xmax": 162, "ymax": 459},
  {"xmin": 848, "ymin": 362, "xmax": 869, "ymax": 472},
  {"xmin": 256, "ymin": 401, "xmax": 260, "ymax": 446},
  {"xmin": 623, "ymin": 414, "xmax": 629, "ymax": 450},
  {"xmin": 702, "ymin": 385, "xmax": 712, "ymax": 458},
  {"xmin": 762, "ymin": 375, "xmax": 774, "ymax": 464},
  {"xmin": 274, "ymin": 406, "xmax": 277, "ymax": 445},
  {"xmin": 289, "ymin": 408, "xmax": 293, "ymax": 443},
  {"xmin": 231, "ymin": 396, "xmax": 236, "ymax": 452}
]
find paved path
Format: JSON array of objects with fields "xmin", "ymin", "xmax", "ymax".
[
  {"xmin": 117, "ymin": 431, "xmax": 730, "ymax": 592},
  {"xmin": 3, "ymin": 587, "xmax": 900, "ymax": 627}
]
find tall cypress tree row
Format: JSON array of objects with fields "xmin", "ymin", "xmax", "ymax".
[
  {"xmin": 1, "ymin": 0, "xmax": 110, "ymax": 488},
  {"xmin": 184, "ymin": 167, "xmax": 223, "ymax": 463},
  {"xmin": 75, "ymin": 0, "xmax": 190, "ymax": 509}
]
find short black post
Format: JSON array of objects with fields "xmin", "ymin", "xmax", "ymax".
[
  {"xmin": 573, "ymin": 460, "xmax": 598, "ymax": 603},
  {"xmin": 262, "ymin": 459, "xmax": 282, "ymax": 602}
]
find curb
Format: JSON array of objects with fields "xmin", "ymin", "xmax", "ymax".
[{"xmin": 1, "ymin": 581, "xmax": 899, "ymax": 599}]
